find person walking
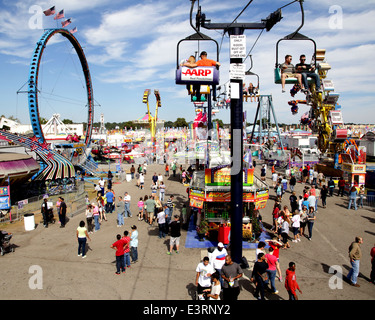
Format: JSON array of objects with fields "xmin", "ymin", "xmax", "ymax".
[
  {"xmin": 328, "ymin": 177, "xmax": 335, "ymax": 196},
  {"xmin": 221, "ymin": 255, "xmax": 243, "ymax": 301},
  {"xmin": 130, "ymin": 165, "xmax": 135, "ymax": 180},
  {"xmin": 59, "ymin": 197, "xmax": 67, "ymax": 228},
  {"xmin": 347, "ymin": 236, "xmax": 363, "ymax": 287},
  {"xmin": 92, "ymin": 202, "xmax": 100, "ymax": 232},
  {"xmin": 348, "ymin": 186, "xmax": 358, "ymax": 210},
  {"xmin": 211, "ymin": 242, "xmax": 228, "ymax": 287},
  {"xmin": 289, "ymin": 175, "xmax": 296, "ymax": 193},
  {"xmin": 85, "ymin": 204, "xmax": 94, "ymax": 234},
  {"xmin": 139, "ymin": 173, "xmax": 145, "ymax": 190},
  {"xmin": 167, "ymin": 215, "xmax": 181, "ymax": 255},
  {"xmin": 251, "ymin": 253, "xmax": 269, "ymax": 300},
  {"xmin": 195, "ymin": 256, "xmax": 215, "ymax": 296},
  {"xmin": 130, "ymin": 225, "xmax": 138, "ymax": 263},
  {"xmin": 110, "ymin": 234, "xmax": 126, "ymax": 275},
  {"xmin": 124, "ymin": 192, "xmax": 132, "ymax": 218},
  {"xmin": 321, "ymin": 185, "xmax": 328, "ymax": 208},
  {"xmin": 122, "ymin": 231, "xmax": 131, "ymax": 270},
  {"xmin": 116, "ymin": 196, "xmax": 125, "ymax": 227},
  {"xmin": 105, "ymin": 189, "xmax": 114, "ymax": 214},
  {"xmin": 159, "ymin": 181, "xmax": 166, "ymax": 201},
  {"xmin": 338, "ymin": 177, "xmax": 345, "ymax": 197},
  {"xmin": 76, "ymin": 220, "xmax": 91, "ymax": 259},
  {"xmin": 41, "ymin": 197, "xmax": 49, "ymax": 228},
  {"xmin": 285, "ymin": 262, "xmax": 302, "ymax": 300},
  {"xmin": 307, "ymin": 206, "xmax": 316, "ymax": 241},
  {"xmin": 358, "ymin": 185, "xmax": 365, "ymax": 208},
  {"xmin": 206, "ymin": 272, "xmax": 221, "ymax": 300},
  {"xmin": 289, "ymin": 191, "xmax": 298, "ymax": 213},
  {"xmin": 265, "ymin": 248, "xmax": 280, "ymax": 294},
  {"xmin": 145, "ymin": 195, "xmax": 156, "ymax": 226},
  {"xmin": 291, "ymin": 211, "xmax": 301, "ymax": 243},
  {"xmin": 137, "ymin": 197, "xmax": 144, "ymax": 221},
  {"xmin": 299, "ymin": 206, "xmax": 308, "ymax": 237},
  {"xmin": 157, "ymin": 206, "xmax": 166, "ymax": 239},
  {"xmin": 97, "ymin": 192, "xmax": 107, "ymax": 222}
]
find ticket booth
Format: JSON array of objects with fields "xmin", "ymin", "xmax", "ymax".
[{"xmin": 341, "ymin": 155, "xmax": 366, "ymax": 193}]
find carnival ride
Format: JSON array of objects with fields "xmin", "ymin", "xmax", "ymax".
[
  {"xmin": 142, "ymin": 89, "xmax": 162, "ymax": 155},
  {"xmin": 0, "ymin": 28, "xmax": 97, "ymax": 181},
  {"xmin": 274, "ymin": 0, "xmax": 364, "ymax": 179}
]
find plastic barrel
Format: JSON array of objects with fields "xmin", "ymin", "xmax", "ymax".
[{"xmin": 24, "ymin": 213, "xmax": 35, "ymax": 231}]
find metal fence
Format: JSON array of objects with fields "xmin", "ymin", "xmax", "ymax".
[
  {"xmin": 363, "ymin": 195, "xmax": 375, "ymax": 208},
  {"xmin": 0, "ymin": 180, "xmax": 88, "ymax": 225}
]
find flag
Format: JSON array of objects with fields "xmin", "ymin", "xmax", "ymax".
[
  {"xmin": 43, "ymin": 6, "xmax": 55, "ymax": 16},
  {"xmin": 70, "ymin": 26, "xmax": 77, "ymax": 34},
  {"xmin": 54, "ymin": 9, "xmax": 64, "ymax": 20},
  {"xmin": 61, "ymin": 18, "xmax": 72, "ymax": 28}
]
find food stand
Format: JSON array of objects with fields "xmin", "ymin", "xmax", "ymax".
[
  {"xmin": 189, "ymin": 166, "xmax": 269, "ymax": 242},
  {"xmin": 341, "ymin": 153, "xmax": 366, "ymax": 193}
]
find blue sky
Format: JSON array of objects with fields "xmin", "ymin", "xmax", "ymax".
[{"xmin": 0, "ymin": 0, "xmax": 374, "ymax": 127}]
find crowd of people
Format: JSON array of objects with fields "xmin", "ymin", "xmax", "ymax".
[{"xmin": 36, "ymin": 156, "xmax": 374, "ymax": 299}]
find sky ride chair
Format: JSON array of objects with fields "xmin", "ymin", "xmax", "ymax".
[
  {"xmin": 243, "ymin": 67, "xmax": 260, "ymax": 103},
  {"xmin": 274, "ymin": 0, "xmax": 319, "ymax": 92},
  {"xmin": 175, "ymin": 27, "xmax": 220, "ymax": 103}
]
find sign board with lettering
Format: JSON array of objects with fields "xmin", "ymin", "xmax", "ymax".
[
  {"xmin": 230, "ymin": 63, "xmax": 246, "ymax": 80},
  {"xmin": 230, "ymin": 35, "xmax": 246, "ymax": 59}
]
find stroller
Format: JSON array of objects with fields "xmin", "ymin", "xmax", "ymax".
[{"xmin": 0, "ymin": 230, "xmax": 14, "ymax": 256}]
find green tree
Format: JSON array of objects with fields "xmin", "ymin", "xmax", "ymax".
[{"xmin": 174, "ymin": 117, "xmax": 188, "ymax": 128}]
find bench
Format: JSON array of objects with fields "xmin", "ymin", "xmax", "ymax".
[{"xmin": 274, "ymin": 66, "xmax": 317, "ymax": 85}]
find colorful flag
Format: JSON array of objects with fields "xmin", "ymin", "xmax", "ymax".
[
  {"xmin": 54, "ymin": 9, "xmax": 64, "ymax": 20},
  {"xmin": 70, "ymin": 27, "xmax": 77, "ymax": 34},
  {"xmin": 43, "ymin": 6, "xmax": 55, "ymax": 16},
  {"xmin": 61, "ymin": 18, "xmax": 72, "ymax": 28}
]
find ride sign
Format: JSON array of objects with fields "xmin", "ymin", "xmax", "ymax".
[
  {"xmin": 180, "ymin": 66, "xmax": 214, "ymax": 82},
  {"xmin": 176, "ymin": 66, "xmax": 219, "ymax": 85},
  {"xmin": 230, "ymin": 35, "xmax": 246, "ymax": 59}
]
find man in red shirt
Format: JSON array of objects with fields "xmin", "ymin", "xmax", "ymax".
[
  {"xmin": 122, "ymin": 231, "xmax": 131, "ymax": 269},
  {"xmin": 285, "ymin": 261, "xmax": 302, "ymax": 300},
  {"xmin": 338, "ymin": 177, "xmax": 346, "ymax": 197},
  {"xmin": 182, "ymin": 51, "xmax": 221, "ymax": 101},
  {"xmin": 111, "ymin": 234, "xmax": 126, "ymax": 275}
]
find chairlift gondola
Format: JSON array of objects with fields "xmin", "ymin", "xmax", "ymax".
[
  {"xmin": 175, "ymin": 1, "xmax": 220, "ymax": 102},
  {"xmin": 274, "ymin": 0, "xmax": 317, "ymax": 86}
]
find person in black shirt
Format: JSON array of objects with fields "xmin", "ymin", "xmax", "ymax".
[
  {"xmin": 295, "ymin": 54, "xmax": 321, "ymax": 93},
  {"xmin": 289, "ymin": 175, "xmax": 296, "ymax": 193},
  {"xmin": 41, "ymin": 198, "xmax": 49, "ymax": 228},
  {"xmin": 167, "ymin": 215, "xmax": 181, "ymax": 255},
  {"xmin": 59, "ymin": 197, "xmax": 67, "ymax": 228},
  {"xmin": 251, "ymin": 253, "xmax": 269, "ymax": 300}
]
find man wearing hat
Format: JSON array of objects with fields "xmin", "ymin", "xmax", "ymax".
[{"xmin": 211, "ymin": 242, "xmax": 228, "ymax": 287}]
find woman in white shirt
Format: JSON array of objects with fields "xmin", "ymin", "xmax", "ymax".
[
  {"xmin": 207, "ymin": 272, "xmax": 221, "ymax": 300},
  {"xmin": 291, "ymin": 211, "xmax": 301, "ymax": 243}
]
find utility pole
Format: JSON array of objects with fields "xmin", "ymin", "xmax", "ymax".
[{"xmin": 197, "ymin": 4, "xmax": 282, "ymax": 264}]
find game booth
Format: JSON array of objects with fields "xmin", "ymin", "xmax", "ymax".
[
  {"xmin": 340, "ymin": 153, "xmax": 366, "ymax": 193},
  {"xmin": 189, "ymin": 166, "xmax": 269, "ymax": 244}
]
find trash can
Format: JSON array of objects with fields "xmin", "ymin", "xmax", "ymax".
[
  {"xmin": 218, "ymin": 224, "xmax": 230, "ymax": 245},
  {"xmin": 24, "ymin": 213, "xmax": 35, "ymax": 231},
  {"xmin": 126, "ymin": 173, "xmax": 132, "ymax": 182}
]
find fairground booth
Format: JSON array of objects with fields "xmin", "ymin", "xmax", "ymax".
[
  {"xmin": 189, "ymin": 166, "xmax": 269, "ymax": 243},
  {"xmin": 340, "ymin": 153, "xmax": 366, "ymax": 193}
]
